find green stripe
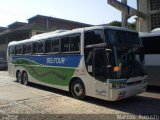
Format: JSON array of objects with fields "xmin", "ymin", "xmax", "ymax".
[{"xmin": 13, "ymin": 59, "xmax": 75, "ymax": 86}]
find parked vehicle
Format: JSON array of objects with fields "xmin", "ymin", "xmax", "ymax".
[
  {"xmin": 0, "ymin": 58, "xmax": 8, "ymax": 70},
  {"xmin": 139, "ymin": 31, "xmax": 160, "ymax": 87},
  {"xmin": 7, "ymin": 25, "xmax": 147, "ymax": 101}
]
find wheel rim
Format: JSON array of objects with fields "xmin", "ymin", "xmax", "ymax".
[{"xmin": 73, "ymin": 83, "xmax": 83, "ymax": 96}]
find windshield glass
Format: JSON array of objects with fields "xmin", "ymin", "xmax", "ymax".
[
  {"xmin": 104, "ymin": 29, "xmax": 145, "ymax": 78},
  {"xmin": 116, "ymin": 47, "xmax": 146, "ymax": 78},
  {"xmin": 105, "ymin": 29, "xmax": 141, "ymax": 45}
]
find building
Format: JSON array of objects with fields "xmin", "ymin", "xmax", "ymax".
[
  {"xmin": 137, "ymin": 0, "xmax": 160, "ymax": 32},
  {"xmin": 0, "ymin": 15, "xmax": 91, "ymax": 60}
]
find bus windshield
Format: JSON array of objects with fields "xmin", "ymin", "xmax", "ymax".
[
  {"xmin": 116, "ymin": 46, "xmax": 146, "ymax": 78},
  {"xmin": 105, "ymin": 29, "xmax": 145, "ymax": 79},
  {"xmin": 105, "ymin": 29, "xmax": 141, "ymax": 46}
]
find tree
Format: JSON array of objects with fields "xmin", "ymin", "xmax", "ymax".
[
  {"xmin": 108, "ymin": 21, "xmax": 136, "ymax": 30},
  {"xmin": 128, "ymin": 22, "xmax": 136, "ymax": 30},
  {"xmin": 108, "ymin": 21, "xmax": 122, "ymax": 27}
]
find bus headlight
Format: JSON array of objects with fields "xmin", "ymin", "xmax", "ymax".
[{"xmin": 112, "ymin": 83, "xmax": 126, "ymax": 89}]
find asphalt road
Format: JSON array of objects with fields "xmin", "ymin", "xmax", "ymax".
[{"xmin": 0, "ymin": 71, "xmax": 159, "ymax": 120}]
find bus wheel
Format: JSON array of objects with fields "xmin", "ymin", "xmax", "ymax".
[
  {"xmin": 71, "ymin": 79, "xmax": 85, "ymax": 100},
  {"xmin": 22, "ymin": 72, "xmax": 28, "ymax": 86},
  {"xmin": 17, "ymin": 71, "xmax": 22, "ymax": 83}
]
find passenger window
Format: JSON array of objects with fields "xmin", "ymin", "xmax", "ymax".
[
  {"xmin": 52, "ymin": 38, "xmax": 59, "ymax": 52},
  {"xmin": 84, "ymin": 30, "xmax": 104, "ymax": 46},
  {"xmin": 33, "ymin": 42, "xmax": 38, "ymax": 53},
  {"xmin": 33, "ymin": 41, "xmax": 43, "ymax": 54},
  {"xmin": 142, "ymin": 36, "xmax": 160, "ymax": 54},
  {"xmin": 45, "ymin": 39, "xmax": 52, "ymax": 53},
  {"xmin": 38, "ymin": 41, "xmax": 44, "ymax": 53},
  {"xmin": 9, "ymin": 46, "xmax": 15, "ymax": 55},
  {"xmin": 70, "ymin": 35, "xmax": 80, "ymax": 52},
  {"xmin": 23, "ymin": 43, "xmax": 32, "ymax": 54},
  {"xmin": 61, "ymin": 37, "xmax": 69, "ymax": 52},
  {"xmin": 15, "ymin": 45, "xmax": 23, "ymax": 55}
]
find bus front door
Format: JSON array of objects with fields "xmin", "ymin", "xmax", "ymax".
[{"xmin": 93, "ymin": 48, "xmax": 108, "ymax": 98}]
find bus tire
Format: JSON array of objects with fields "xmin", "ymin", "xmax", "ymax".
[
  {"xmin": 71, "ymin": 79, "xmax": 85, "ymax": 100},
  {"xmin": 16, "ymin": 71, "xmax": 22, "ymax": 84},
  {"xmin": 22, "ymin": 72, "xmax": 28, "ymax": 86}
]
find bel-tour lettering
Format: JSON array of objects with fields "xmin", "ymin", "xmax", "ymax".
[{"xmin": 46, "ymin": 58, "xmax": 65, "ymax": 64}]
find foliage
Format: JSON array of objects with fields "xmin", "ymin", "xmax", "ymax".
[{"xmin": 108, "ymin": 21, "xmax": 136, "ymax": 30}]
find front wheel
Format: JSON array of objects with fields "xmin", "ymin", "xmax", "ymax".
[
  {"xmin": 71, "ymin": 79, "xmax": 85, "ymax": 100},
  {"xmin": 22, "ymin": 72, "xmax": 28, "ymax": 86}
]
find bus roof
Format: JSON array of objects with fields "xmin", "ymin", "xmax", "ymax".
[
  {"xmin": 84, "ymin": 25, "xmax": 137, "ymax": 33},
  {"xmin": 139, "ymin": 31, "xmax": 160, "ymax": 38},
  {"xmin": 8, "ymin": 25, "xmax": 137, "ymax": 46}
]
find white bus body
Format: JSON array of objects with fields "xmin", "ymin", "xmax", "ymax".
[
  {"xmin": 7, "ymin": 25, "xmax": 147, "ymax": 101},
  {"xmin": 140, "ymin": 31, "xmax": 160, "ymax": 87}
]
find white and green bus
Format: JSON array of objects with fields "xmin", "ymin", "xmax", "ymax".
[{"xmin": 7, "ymin": 26, "xmax": 147, "ymax": 101}]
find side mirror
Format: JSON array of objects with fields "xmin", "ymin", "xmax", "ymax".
[
  {"xmin": 105, "ymin": 49, "xmax": 114, "ymax": 79},
  {"xmin": 105, "ymin": 49, "xmax": 112, "ymax": 53},
  {"xmin": 105, "ymin": 49, "xmax": 112, "ymax": 66}
]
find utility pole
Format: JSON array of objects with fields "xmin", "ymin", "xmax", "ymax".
[
  {"xmin": 121, "ymin": 0, "xmax": 128, "ymax": 28},
  {"xmin": 107, "ymin": 0, "xmax": 146, "ymax": 28}
]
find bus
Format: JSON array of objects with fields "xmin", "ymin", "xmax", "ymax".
[
  {"xmin": 7, "ymin": 25, "xmax": 147, "ymax": 101},
  {"xmin": 139, "ymin": 31, "xmax": 160, "ymax": 87}
]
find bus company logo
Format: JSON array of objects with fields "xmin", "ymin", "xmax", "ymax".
[{"xmin": 46, "ymin": 57, "xmax": 65, "ymax": 64}]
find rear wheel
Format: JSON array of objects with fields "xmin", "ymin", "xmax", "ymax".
[
  {"xmin": 22, "ymin": 72, "xmax": 28, "ymax": 86},
  {"xmin": 17, "ymin": 71, "xmax": 22, "ymax": 83},
  {"xmin": 71, "ymin": 79, "xmax": 85, "ymax": 100}
]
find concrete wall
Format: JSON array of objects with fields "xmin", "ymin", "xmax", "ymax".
[
  {"xmin": 136, "ymin": 0, "xmax": 150, "ymax": 32},
  {"xmin": 137, "ymin": 0, "xmax": 160, "ymax": 32}
]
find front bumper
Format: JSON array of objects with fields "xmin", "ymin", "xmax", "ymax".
[{"xmin": 108, "ymin": 83, "xmax": 147, "ymax": 101}]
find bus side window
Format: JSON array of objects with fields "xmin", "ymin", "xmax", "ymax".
[
  {"xmin": 70, "ymin": 35, "xmax": 80, "ymax": 52},
  {"xmin": 15, "ymin": 45, "xmax": 23, "ymax": 55},
  {"xmin": 84, "ymin": 29, "xmax": 104, "ymax": 46},
  {"xmin": 33, "ymin": 41, "xmax": 44, "ymax": 54},
  {"xmin": 45, "ymin": 39, "xmax": 52, "ymax": 53},
  {"xmin": 38, "ymin": 41, "xmax": 44, "ymax": 53},
  {"xmin": 61, "ymin": 37, "xmax": 70, "ymax": 52},
  {"xmin": 52, "ymin": 38, "xmax": 59, "ymax": 53},
  {"xmin": 142, "ymin": 36, "xmax": 160, "ymax": 54},
  {"xmin": 33, "ymin": 42, "xmax": 38, "ymax": 54},
  {"xmin": 23, "ymin": 43, "xmax": 32, "ymax": 54},
  {"xmin": 9, "ymin": 46, "xmax": 15, "ymax": 55}
]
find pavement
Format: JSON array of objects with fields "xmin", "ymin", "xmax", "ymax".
[{"xmin": 0, "ymin": 71, "xmax": 159, "ymax": 120}]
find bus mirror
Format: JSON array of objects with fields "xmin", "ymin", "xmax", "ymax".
[
  {"xmin": 105, "ymin": 49, "xmax": 112, "ymax": 53},
  {"xmin": 105, "ymin": 49, "xmax": 112, "ymax": 67}
]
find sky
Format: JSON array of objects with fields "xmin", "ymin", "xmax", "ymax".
[{"xmin": 0, "ymin": 0, "xmax": 137, "ymax": 27}]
